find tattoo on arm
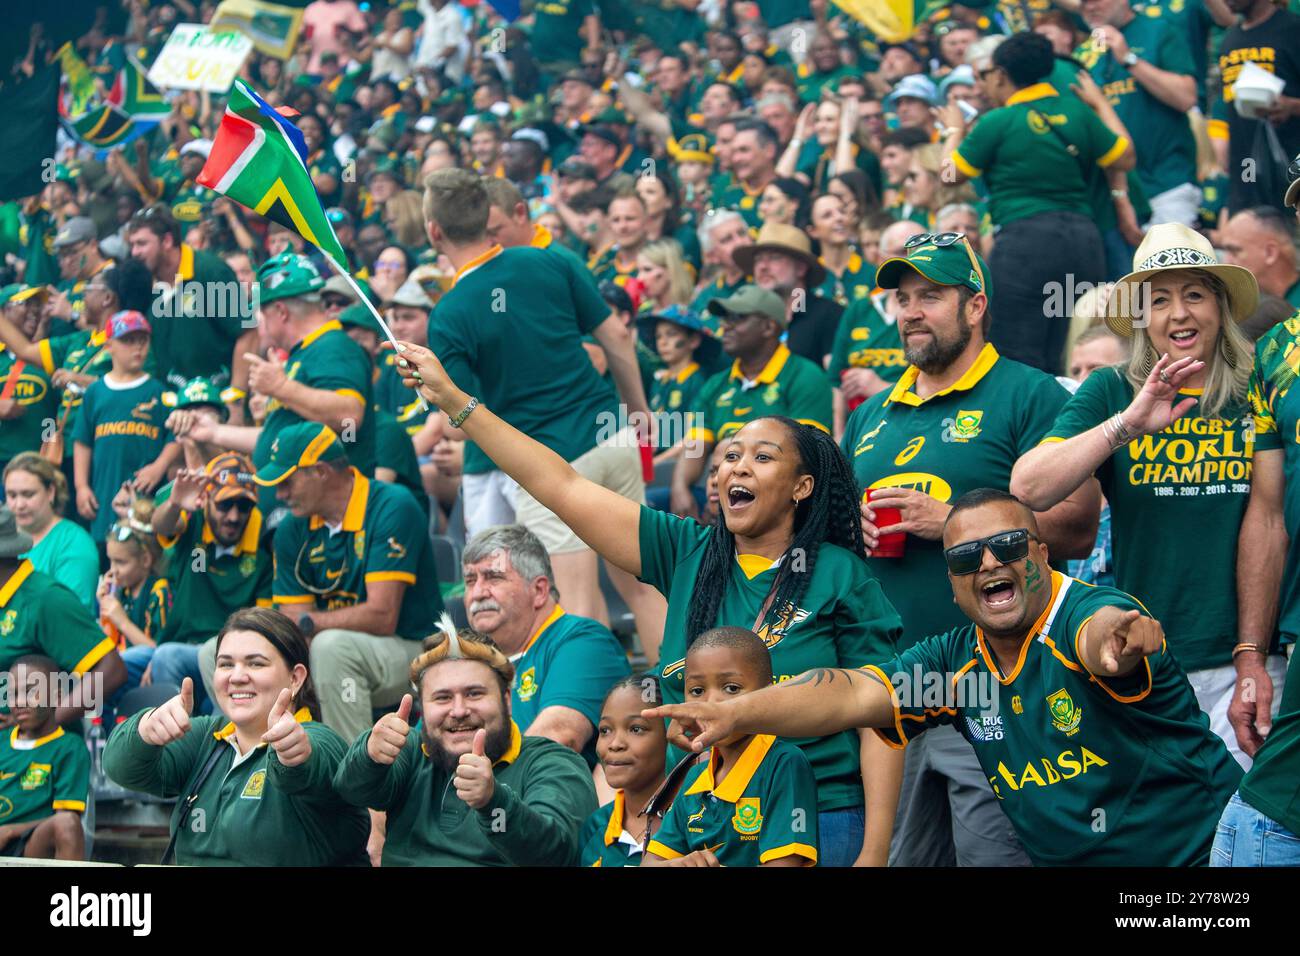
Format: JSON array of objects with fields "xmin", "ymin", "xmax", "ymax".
[{"xmin": 786, "ymin": 667, "xmax": 858, "ymax": 687}]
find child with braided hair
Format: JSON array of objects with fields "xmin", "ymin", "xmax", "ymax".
[{"xmin": 394, "ymin": 335, "xmax": 906, "ymax": 866}]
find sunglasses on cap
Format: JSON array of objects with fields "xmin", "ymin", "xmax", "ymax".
[
  {"xmin": 213, "ymin": 496, "xmax": 255, "ymax": 515},
  {"xmin": 943, "ymin": 528, "xmax": 1036, "ymax": 576},
  {"xmin": 905, "ymin": 231, "xmax": 985, "ymax": 290},
  {"xmin": 107, "ymin": 521, "xmax": 150, "ymax": 543}
]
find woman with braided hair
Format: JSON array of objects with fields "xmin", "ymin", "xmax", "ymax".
[{"xmin": 393, "ymin": 341, "xmax": 904, "ymax": 867}]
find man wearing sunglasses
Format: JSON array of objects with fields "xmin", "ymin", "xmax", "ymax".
[
  {"xmin": 841, "ymin": 233, "xmax": 1101, "ymax": 866},
  {"xmin": 149, "ymin": 452, "xmax": 272, "ymax": 714},
  {"xmin": 650, "ymin": 489, "xmax": 1242, "ymax": 866}
]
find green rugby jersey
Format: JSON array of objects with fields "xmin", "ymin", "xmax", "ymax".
[
  {"xmin": 1238, "ymin": 315, "xmax": 1300, "ymax": 836},
  {"xmin": 1042, "ymin": 366, "xmax": 1253, "ymax": 671},
  {"xmin": 0, "ymin": 561, "xmax": 115, "ymax": 676},
  {"xmin": 104, "ymin": 709, "xmax": 368, "ymax": 866},
  {"xmin": 587, "ymin": 244, "xmax": 637, "ymax": 289},
  {"xmin": 117, "ymin": 575, "xmax": 171, "ymax": 647},
  {"xmin": 649, "ymin": 362, "xmax": 709, "ymax": 451},
  {"xmin": 0, "ymin": 347, "xmax": 57, "ymax": 463},
  {"xmin": 711, "ymin": 181, "xmax": 765, "ymax": 230},
  {"xmin": 531, "ymin": 0, "xmax": 595, "ymax": 64},
  {"xmin": 145, "ymin": 245, "xmax": 246, "ymax": 387},
  {"xmin": 157, "ymin": 506, "xmax": 273, "ymax": 646},
  {"xmin": 510, "ymin": 606, "xmax": 630, "ymax": 768},
  {"xmin": 252, "ymin": 319, "xmax": 376, "ymax": 513},
  {"xmin": 427, "ymin": 245, "xmax": 618, "ymax": 475},
  {"xmin": 689, "ymin": 344, "xmax": 832, "ymax": 445},
  {"xmin": 952, "ymin": 82, "xmax": 1128, "ymax": 226},
  {"xmin": 580, "ymin": 790, "xmax": 645, "ymax": 866},
  {"xmin": 868, "ymin": 572, "xmax": 1241, "ymax": 865},
  {"xmin": 813, "ymin": 252, "xmax": 876, "ymax": 307},
  {"xmin": 0, "ymin": 726, "xmax": 90, "ymax": 826},
  {"xmin": 271, "ymin": 472, "xmax": 443, "ymax": 638},
  {"xmin": 71, "ymin": 374, "xmax": 172, "ymax": 541},
  {"xmin": 639, "ymin": 505, "xmax": 903, "ymax": 811},
  {"xmin": 1076, "ymin": 9, "xmax": 1197, "ymax": 198},
  {"xmin": 841, "ymin": 344, "xmax": 1069, "ymax": 646},
  {"xmin": 647, "ymin": 734, "xmax": 819, "ymax": 866},
  {"xmin": 334, "ymin": 722, "xmax": 598, "ymax": 866},
  {"xmin": 37, "ymin": 326, "xmax": 111, "ymax": 453},
  {"xmin": 826, "ymin": 291, "xmax": 905, "ymax": 387},
  {"xmin": 374, "ymin": 409, "xmax": 428, "ymax": 517},
  {"xmin": 1249, "ymin": 314, "xmax": 1300, "ymax": 638},
  {"xmin": 373, "ymin": 352, "xmax": 428, "ymax": 437}
]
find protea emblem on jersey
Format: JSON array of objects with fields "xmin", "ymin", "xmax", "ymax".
[
  {"xmin": 0, "ymin": 610, "xmax": 16, "ymax": 636},
  {"xmin": 1047, "ymin": 688, "xmax": 1082, "ymax": 736},
  {"xmin": 516, "ymin": 667, "xmax": 538, "ymax": 702},
  {"xmin": 754, "ymin": 601, "xmax": 811, "ymax": 651},
  {"xmin": 944, "ymin": 409, "xmax": 983, "ymax": 443},
  {"xmin": 762, "ymin": 382, "xmax": 781, "ymax": 404},
  {"xmin": 732, "ymin": 797, "xmax": 763, "ymax": 836}
]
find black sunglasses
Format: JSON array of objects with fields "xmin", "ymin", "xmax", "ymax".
[
  {"xmin": 213, "ymin": 497, "xmax": 255, "ymax": 515},
  {"xmin": 944, "ymin": 528, "xmax": 1036, "ymax": 576}
]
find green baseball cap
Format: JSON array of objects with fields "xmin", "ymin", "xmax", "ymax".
[
  {"xmin": 875, "ymin": 236, "xmax": 991, "ymax": 298},
  {"xmin": 253, "ymin": 421, "xmax": 347, "ymax": 486},
  {"xmin": 168, "ymin": 377, "xmax": 229, "ymax": 420},
  {"xmin": 256, "ymin": 252, "xmax": 326, "ymax": 305},
  {"xmin": 706, "ymin": 284, "xmax": 788, "ymax": 328},
  {"xmin": 338, "ymin": 302, "xmax": 383, "ymax": 336},
  {"xmin": 0, "ymin": 284, "xmax": 49, "ymax": 307}
]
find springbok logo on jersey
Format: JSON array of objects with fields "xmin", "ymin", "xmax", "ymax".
[
  {"xmin": 1047, "ymin": 688, "xmax": 1082, "ymax": 736},
  {"xmin": 754, "ymin": 600, "xmax": 811, "ymax": 650}
]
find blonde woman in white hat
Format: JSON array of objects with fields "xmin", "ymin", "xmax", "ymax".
[{"xmin": 1012, "ymin": 223, "xmax": 1285, "ymax": 770}]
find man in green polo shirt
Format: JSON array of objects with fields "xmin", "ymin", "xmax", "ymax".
[
  {"xmin": 0, "ymin": 316, "xmax": 57, "ymax": 475},
  {"xmin": 245, "ymin": 422, "xmax": 441, "ymax": 743},
  {"xmin": 421, "ymin": 168, "xmax": 653, "ymax": 633},
  {"xmin": 840, "ymin": 234, "xmax": 1100, "ymax": 866},
  {"xmin": 670, "ymin": 285, "xmax": 832, "ymax": 517},
  {"xmin": 532, "ymin": 0, "xmax": 600, "ymax": 76},
  {"xmin": 651, "ymin": 489, "xmax": 1243, "ymax": 866},
  {"xmin": 152, "ymin": 452, "xmax": 272, "ymax": 715},
  {"xmin": 460, "ymin": 525, "xmax": 630, "ymax": 768},
  {"xmin": 125, "ymin": 205, "xmax": 253, "ymax": 390},
  {"xmin": 334, "ymin": 626, "xmax": 597, "ymax": 866},
  {"xmin": 1077, "ymin": 0, "xmax": 1199, "ymax": 225},
  {"xmin": 169, "ymin": 253, "xmax": 377, "ymax": 517},
  {"xmin": 947, "ymin": 31, "xmax": 1132, "ymax": 373}
]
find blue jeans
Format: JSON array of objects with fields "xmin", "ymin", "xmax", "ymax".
[
  {"xmin": 1211, "ymin": 792, "xmax": 1300, "ymax": 867},
  {"xmin": 817, "ymin": 806, "xmax": 865, "ymax": 868}
]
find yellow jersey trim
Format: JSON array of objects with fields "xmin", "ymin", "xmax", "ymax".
[
  {"xmin": 73, "ymin": 637, "xmax": 117, "ymax": 677},
  {"xmin": 729, "ymin": 343, "xmax": 791, "ymax": 385},
  {"xmin": 453, "ymin": 245, "xmax": 504, "ymax": 285},
  {"xmin": 518, "ymin": 604, "xmax": 565, "ymax": 658},
  {"xmin": 364, "ymin": 570, "xmax": 417, "ymax": 585},
  {"xmin": 683, "ymin": 732, "xmax": 776, "ymax": 803},
  {"xmin": 0, "ymin": 560, "xmax": 35, "ymax": 606},
  {"xmin": 646, "ymin": 839, "xmax": 684, "ymax": 860},
  {"xmin": 52, "ymin": 799, "xmax": 86, "ymax": 813},
  {"xmin": 951, "ymin": 150, "xmax": 981, "ymax": 179},
  {"xmin": 976, "ymin": 570, "xmax": 1064, "ymax": 685},
  {"xmin": 310, "ymin": 468, "xmax": 369, "ymax": 531},
  {"xmin": 734, "ymin": 553, "xmax": 776, "ymax": 580},
  {"xmin": 1005, "ymin": 82, "xmax": 1058, "ymax": 106},
  {"xmin": 299, "ymin": 319, "xmax": 344, "ymax": 351},
  {"xmin": 604, "ymin": 789, "xmax": 626, "ymax": 847},
  {"xmin": 10, "ymin": 725, "xmax": 65, "ymax": 748},
  {"xmin": 885, "ymin": 342, "xmax": 999, "ymax": 407},
  {"xmin": 1073, "ymin": 613, "xmax": 1155, "ymax": 703},
  {"xmin": 759, "ymin": 841, "xmax": 818, "ymax": 865},
  {"xmin": 862, "ymin": 664, "xmax": 907, "ymax": 750}
]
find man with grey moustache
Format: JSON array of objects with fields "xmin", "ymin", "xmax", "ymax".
[{"xmin": 461, "ymin": 525, "xmax": 629, "ymax": 767}]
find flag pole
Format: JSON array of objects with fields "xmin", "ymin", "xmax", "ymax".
[{"xmin": 320, "ymin": 253, "xmax": 429, "ymax": 411}]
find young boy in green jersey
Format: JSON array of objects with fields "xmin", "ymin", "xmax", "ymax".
[
  {"xmin": 581, "ymin": 674, "xmax": 669, "ymax": 867},
  {"xmin": 643, "ymin": 628, "xmax": 819, "ymax": 867},
  {"xmin": 72, "ymin": 311, "xmax": 178, "ymax": 542},
  {"xmin": 0, "ymin": 655, "xmax": 91, "ymax": 860}
]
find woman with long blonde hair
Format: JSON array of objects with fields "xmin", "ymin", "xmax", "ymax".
[
  {"xmin": 383, "ymin": 190, "xmax": 428, "ymax": 248},
  {"xmin": 903, "ymin": 144, "xmax": 977, "ymax": 227},
  {"xmin": 1011, "ymin": 224, "xmax": 1284, "ymax": 770},
  {"xmin": 635, "ymin": 239, "xmax": 695, "ymax": 314}
]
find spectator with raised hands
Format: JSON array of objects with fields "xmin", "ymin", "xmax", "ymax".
[
  {"xmin": 1013, "ymin": 223, "xmax": 1274, "ymax": 768},
  {"xmin": 103, "ymin": 608, "xmax": 367, "ymax": 866}
]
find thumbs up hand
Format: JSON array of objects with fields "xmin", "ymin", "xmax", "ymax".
[
  {"xmin": 367, "ymin": 693, "xmax": 413, "ymax": 766},
  {"xmin": 262, "ymin": 687, "xmax": 311, "ymax": 767},
  {"xmin": 139, "ymin": 676, "xmax": 195, "ymax": 746},
  {"xmin": 453, "ymin": 728, "xmax": 495, "ymax": 809}
]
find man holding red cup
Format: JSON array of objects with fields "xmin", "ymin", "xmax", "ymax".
[{"xmin": 840, "ymin": 232, "xmax": 1102, "ymax": 867}]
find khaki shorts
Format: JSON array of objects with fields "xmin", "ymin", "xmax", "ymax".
[{"xmin": 514, "ymin": 426, "xmax": 645, "ymax": 554}]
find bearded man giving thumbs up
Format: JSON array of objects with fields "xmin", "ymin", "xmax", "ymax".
[{"xmin": 335, "ymin": 617, "xmax": 598, "ymax": 866}]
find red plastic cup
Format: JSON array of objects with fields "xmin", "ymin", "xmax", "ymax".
[{"xmin": 870, "ymin": 502, "xmax": 906, "ymax": 558}]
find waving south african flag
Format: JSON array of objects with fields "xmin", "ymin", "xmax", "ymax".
[{"xmin": 197, "ymin": 80, "xmax": 347, "ymax": 268}]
